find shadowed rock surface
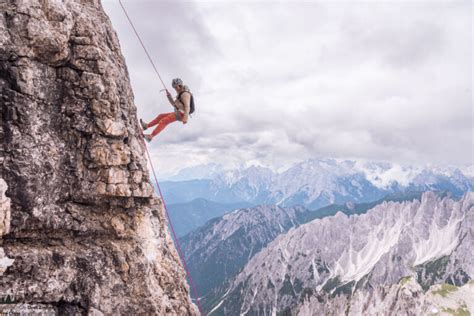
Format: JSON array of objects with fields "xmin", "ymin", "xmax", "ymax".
[{"xmin": 0, "ymin": 0, "xmax": 197, "ymax": 314}]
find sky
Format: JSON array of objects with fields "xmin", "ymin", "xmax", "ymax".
[{"xmin": 102, "ymin": 0, "xmax": 473, "ymax": 177}]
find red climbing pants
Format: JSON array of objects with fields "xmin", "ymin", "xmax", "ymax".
[{"xmin": 148, "ymin": 111, "xmax": 183, "ymax": 137}]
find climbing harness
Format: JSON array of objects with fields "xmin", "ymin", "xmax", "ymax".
[{"xmin": 118, "ymin": 1, "xmax": 205, "ymax": 315}]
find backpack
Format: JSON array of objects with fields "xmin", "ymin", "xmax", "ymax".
[{"xmin": 178, "ymin": 90, "xmax": 195, "ymax": 114}]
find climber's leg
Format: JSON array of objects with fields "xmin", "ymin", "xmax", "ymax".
[
  {"xmin": 150, "ymin": 112, "xmax": 178, "ymax": 137},
  {"xmin": 147, "ymin": 113, "xmax": 171, "ymax": 128},
  {"xmin": 143, "ymin": 112, "xmax": 184, "ymax": 142}
]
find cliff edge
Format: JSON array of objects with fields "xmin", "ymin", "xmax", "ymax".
[{"xmin": 0, "ymin": 0, "xmax": 198, "ymax": 314}]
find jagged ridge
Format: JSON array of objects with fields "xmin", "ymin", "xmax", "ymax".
[{"xmin": 211, "ymin": 191, "xmax": 473, "ymax": 315}]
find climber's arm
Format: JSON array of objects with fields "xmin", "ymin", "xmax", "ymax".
[
  {"xmin": 166, "ymin": 90, "xmax": 177, "ymax": 109},
  {"xmin": 179, "ymin": 92, "xmax": 191, "ymax": 123}
]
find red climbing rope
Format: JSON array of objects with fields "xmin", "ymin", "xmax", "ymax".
[{"xmin": 118, "ymin": 1, "xmax": 205, "ymax": 315}]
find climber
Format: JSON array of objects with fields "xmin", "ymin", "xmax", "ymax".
[{"xmin": 140, "ymin": 78, "xmax": 194, "ymax": 142}]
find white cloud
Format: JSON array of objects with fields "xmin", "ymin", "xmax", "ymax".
[{"xmin": 103, "ymin": 0, "xmax": 473, "ymax": 174}]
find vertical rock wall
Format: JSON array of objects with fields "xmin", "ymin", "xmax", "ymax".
[
  {"xmin": 0, "ymin": 179, "xmax": 13, "ymax": 276},
  {"xmin": 0, "ymin": 0, "xmax": 198, "ymax": 314}
]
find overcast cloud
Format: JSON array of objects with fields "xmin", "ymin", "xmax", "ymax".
[{"xmin": 102, "ymin": 0, "xmax": 472, "ymax": 177}]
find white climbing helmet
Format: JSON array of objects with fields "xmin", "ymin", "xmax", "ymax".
[{"xmin": 172, "ymin": 78, "xmax": 183, "ymax": 88}]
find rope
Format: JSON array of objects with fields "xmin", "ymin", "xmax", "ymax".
[
  {"xmin": 143, "ymin": 144, "xmax": 205, "ymax": 316},
  {"xmin": 118, "ymin": 1, "xmax": 205, "ymax": 314},
  {"xmin": 118, "ymin": 0, "xmax": 168, "ymax": 91}
]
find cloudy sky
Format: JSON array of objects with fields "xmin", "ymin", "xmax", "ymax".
[{"xmin": 102, "ymin": 0, "xmax": 472, "ymax": 177}]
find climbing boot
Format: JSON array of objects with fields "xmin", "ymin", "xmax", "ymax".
[
  {"xmin": 140, "ymin": 119, "xmax": 148, "ymax": 130},
  {"xmin": 143, "ymin": 134, "xmax": 153, "ymax": 143}
]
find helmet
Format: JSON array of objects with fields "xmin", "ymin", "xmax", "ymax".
[{"xmin": 171, "ymin": 78, "xmax": 183, "ymax": 88}]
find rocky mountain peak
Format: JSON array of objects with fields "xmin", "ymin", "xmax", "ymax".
[
  {"xmin": 0, "ymin": 0, "xmax": 197, "ymax": 314},
  {"xmin": 210, "ymin": 191, "xmax": 473, "ymax": 314}
]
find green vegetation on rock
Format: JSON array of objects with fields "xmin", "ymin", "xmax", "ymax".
[
  {"xmin": 441, "ymin": 305, "xmax": 470, "ymax": 316},
  {"xmin": 433, "ymin": 283, "xmax": 459, "ymax": 297},
  {"xmin": 416, "ymin": 256, "xmax": 450, "ymax": 291},
  {"xmin": 400, "ymin": 276, "xmax": 412, "ymax": 286}
]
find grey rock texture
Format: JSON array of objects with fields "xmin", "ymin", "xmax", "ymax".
[
  {"xmin": 0, "ymin": 0, "xmax": 197, "ymax": 314},
  {"xmin": 210, "ymin": 192, "xmax": 473, "ymax": 315},
  {"xmin": 0, "ymin": 179, "xmax": 10, "ymax": 237},
  {"xmin": 181, "ymin": 205, "xmax": 309, "ymax": 301},
  {"xmin": 297, "ymin": 277, "xmax": 474, "ymax": 316},
  {"xmin": 0, "ymin": 179, "xmax": 13, "ymax": 276}
]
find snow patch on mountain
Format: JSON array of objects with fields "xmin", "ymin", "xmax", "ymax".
[
  {"xmin": 412, "ymin": 201, "xmax": 463, "ymax": 266},
  {"xmin": 353, "ymin": 160, "xmax": 419, "ymax": 188},
  {"xmin": 460, "ymin": 165, "xmax": 474, "ymax": 178},
  {"xmin": 332, "ymin": 210, "xmax": 404, "ymax": 283}
]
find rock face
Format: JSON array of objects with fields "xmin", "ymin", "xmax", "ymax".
[
  {"xmin": 0, "ymin": 0, "xmax": 197, "ymax": 314},
  {"xmin": 0, "ymin": 179, "xmax": 13, "ymax": 276}
]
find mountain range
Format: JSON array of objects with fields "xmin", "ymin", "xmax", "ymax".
[
  {"xmin": 206, "ymin": 191, "xmax": 473, "ymax": 315},
  {"xmin": 166, "ymin": 159, "xmax": 473, "ymax": 314},
  {"xmin": 167, "ymin": 199, "xmax": 253, "ymax": 237},
  {"xmin": 180, "ymin": 192, "xmax": 424, "ymax": 310},
  {"xmin": 160, "ymin": 159, "xmax": 473, "ymax": 210}
]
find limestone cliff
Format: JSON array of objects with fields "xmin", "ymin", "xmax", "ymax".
[{"xmin": 0, "ymin": 0, "xmax": 198, "ymax": 314}]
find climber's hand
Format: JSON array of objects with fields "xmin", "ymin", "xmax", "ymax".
[{"xmin": 166, "ymin": 89, "xmax": 172, "ymax": 98}]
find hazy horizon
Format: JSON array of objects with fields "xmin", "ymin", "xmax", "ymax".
[{"xmin": 156, "ymin": 156, "xmax": 474, "ymax": 182}]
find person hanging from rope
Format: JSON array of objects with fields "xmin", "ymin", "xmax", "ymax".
[{"xmin": 140, "ymin": 78, "xmax": 195, "ymax": 142}]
